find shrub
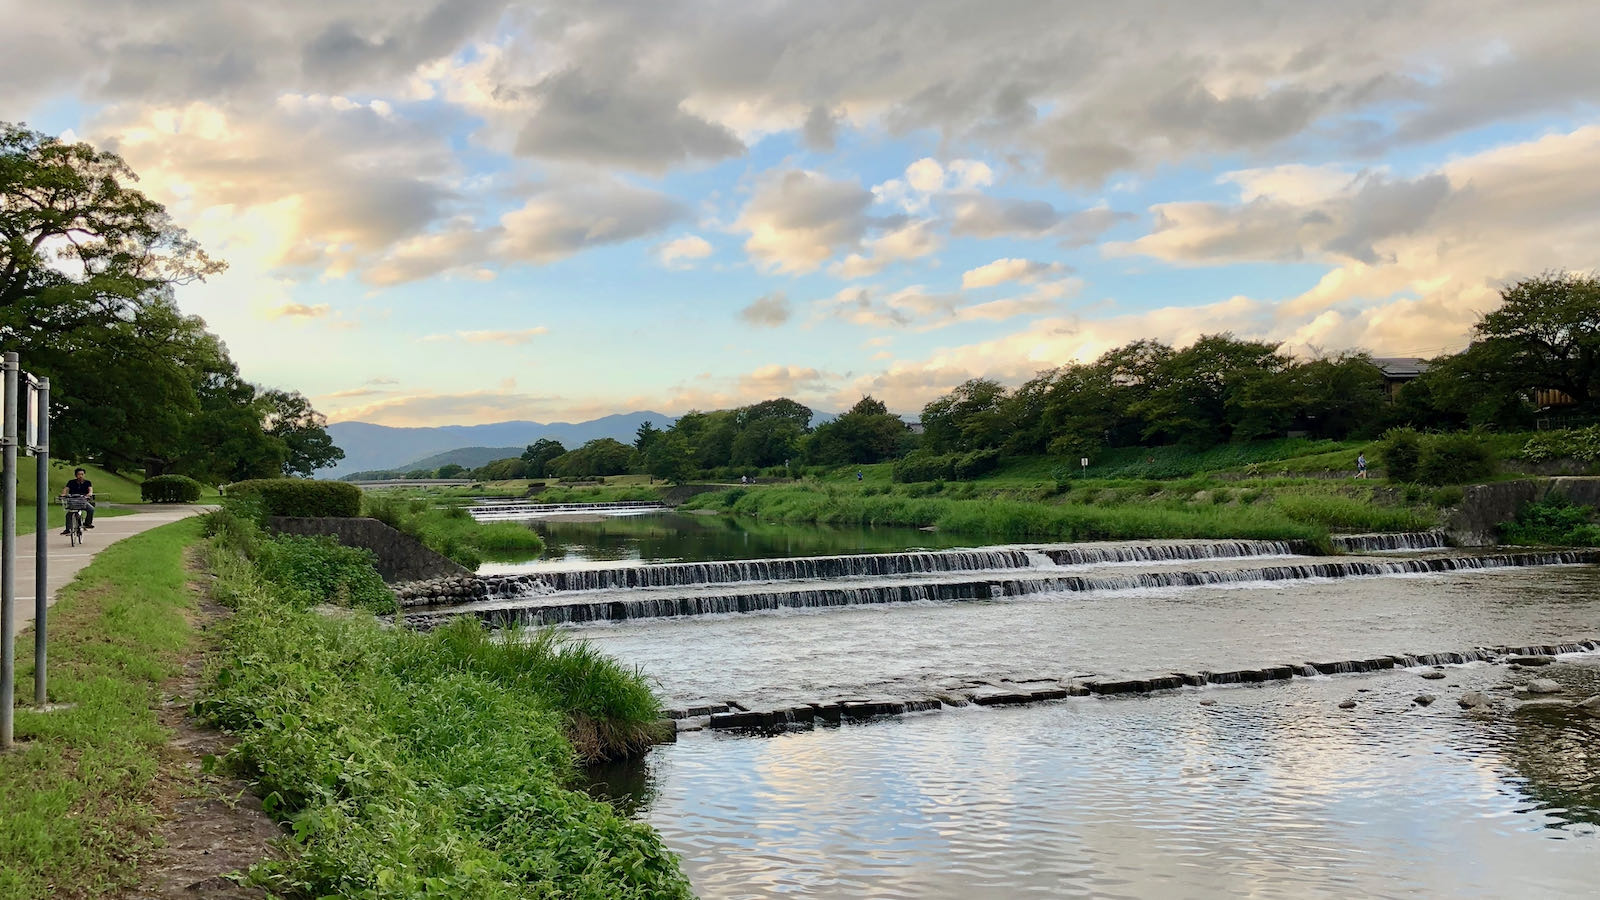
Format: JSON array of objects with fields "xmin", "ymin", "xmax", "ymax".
[
  {"xmin": 1430, "ymin": 485, "xmax": 1465, "ymax": 508},
  {"xmin": 225, "ymin": 478, "xmax": 362, "ymax": 517},
  {"xmin": 1499, "ymin": 495, "xmax": 1600, "ymax": 546},
  {"xmin": 1379, "ymin": 428, "xmax": 1422, "ymax": 482},
  {"xmin": 953, "ymin": 449, "xmax": 1002, "ymax": 480},
  {"xmin": 892, "ymin": 450, "xmax": 956, "ymax": 483},
  {"xmin": 140, "ymin": 473, "xmax": 203, "ymax": 503},
  {"xmin": 1416, "ymin": 432, "xmax": 1496, "ymax": 485},
  {"xmin": 1520, "ymin": 425, "xmax": 1600, "ymax": 464},
  {"xmin": 251, "ymin": 534, "xmax": 395, "ymax": 613},
  {"xmin": 200, "ymin": 503, "xmax": 262, "ymax": 556}
]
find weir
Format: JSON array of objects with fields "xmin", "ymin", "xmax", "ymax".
[
  {"xmin": 468, "ymin": 500, "xmax": 667, "ymax": 520},
  {"xmin": 400, "ymin": 549, "xmax": 1600, "ymax": 628},
  {"xmin": 1331, "ymin": 532, "xmax": 1450, "ymax": 552}
]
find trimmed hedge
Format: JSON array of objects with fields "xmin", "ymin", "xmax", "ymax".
[
  {"xmin": 224, "ymin": 479, "xmax": 362, "ymax": 517},
  {"xmin": 140, "ymin": 474, "xmax": 203, "ymax": 503}
]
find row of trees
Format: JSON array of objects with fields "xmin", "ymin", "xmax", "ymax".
[
  {"xmin": 2, "ymin": 123, "xmax": 342, "ymax": 482},
  {"xmin": 918, "ymin": 271, "xmax": 1598, "ymax": 460},
  {"xmin": 457, "ymin": 272, "xmax": 1594, "ymax": 485}
]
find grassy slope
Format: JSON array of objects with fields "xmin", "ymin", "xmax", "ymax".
[
  {"xmin": 202, "ymin": 539, "xmax": 691, "ymax": 898},
  {"xmin": 0, "ymin": 518, "xmax": 204, "ymax": 898}
]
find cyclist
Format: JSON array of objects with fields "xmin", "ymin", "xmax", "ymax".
[{"xmin": 59, "ymin": 467, "xmax": 96, "ymax": 534}]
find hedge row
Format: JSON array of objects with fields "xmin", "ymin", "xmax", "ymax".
[
  {"xmin": 224, "ymin": 479, "xmax": 362, "ymax": 517},
  {"xmin": 140, "ymin": 474, "xmax": 203, "ymax": 503}
]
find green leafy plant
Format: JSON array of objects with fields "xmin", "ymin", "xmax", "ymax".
[
  {"xmin": 225, "ymin": 479, "xmax": 362, "ymax": 517},
  {"xmin": 251, "ymin": 534, "xmax": 395, "ymax": 613},
  {"xmin": 1498, "ymin": 495, "xmax": 1600, "ymax": 546},
  {"xmin": 140, "ymin": 474, "xmax": 203, "ymax": 503}
]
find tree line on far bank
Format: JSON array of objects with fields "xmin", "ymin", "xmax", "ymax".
[
  {"xmin": 422, "ymin": 271, "xmax": 1597, "ymax": 485},
  {"xmin": 1, "ymin": 123, "xmax": 342, "ymax": 483}
]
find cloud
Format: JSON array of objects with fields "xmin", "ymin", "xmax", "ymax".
[
  {"xmin": 496, "ymin": 181, "xmax": 688, "ymax": 264},
  {"xmin": 947, "ymin": 193, "xmax": 1064, "ymax": 237},
  {"xmin": 738, "ymin": 291, "xmax": 792, "ymax": 327},
  {"xmin": 657, "ymin": 234, "xmax": 714, "ymax": 268},
  {"xmin": 829, "ymin": 219, "xmax": 942, "ymax": 279},
  {"xmin": 961, "ymin": 258, "xmax": 1069, "ymax": 288},
  {"xmin": 814, "ymin": 279, "xmax": 1078, "ymax": 331},
  {"xmin": 267, "ymin": 302, "xmax": 333, "ymax": 319},
  {"xmin": 328, "ymin": 387, "xmax": 563, "ymax": 426},
  {"xmin": 422, "ymin": 327, "xmax": 549, "ymax": 345},
  {"xmin": 1110, "ymin": 168, "xmax": 1452, "ymax": 266},
  {"xmin": 802, "ymin": 105, "xmax": 840, "ymax": 150},
  {"xmin": 513, "ymin": 67, "xmax": 744, "ymax": 172},
  {"xmin": 737, "ymin": 169, "xmax": 874, "ymax": 273}
]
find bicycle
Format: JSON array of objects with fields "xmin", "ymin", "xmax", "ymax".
[{"xmin": 61, "ymin": 495, "xmax": 93, "ymax": 547}]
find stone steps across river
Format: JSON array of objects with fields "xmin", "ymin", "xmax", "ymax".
[{"xmin": 665, "ymin": 639, "xmax": 1600, "ymax": 731}]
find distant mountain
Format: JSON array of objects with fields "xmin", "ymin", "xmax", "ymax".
[
  {"xmin": 399, "ymin": 446, "xmax": 526, "ymax": 472},
  {"xmin": 324, "ymin": 412, "xmax": 676, "ymax": 478}
]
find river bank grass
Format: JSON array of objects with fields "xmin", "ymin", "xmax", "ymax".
[
  {"xmin": 364, "ymin": 494, "xmax": 546, "ymax": 567},
  {"xmin": 683, "ymin": 478, "xmax": 1438, "ymax": 544},
  {"xmin": 199, "ymin": 526, "xmax": 691, "ymax": 897},
  {"xmin": 0, "ymin": 518, "xmax": 204, "ymax": 897}
]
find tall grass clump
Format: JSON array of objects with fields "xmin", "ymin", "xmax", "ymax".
[
  {"xmin": 1269, "ymin": 494, "xmax": 1436, "ymax": 532},
  {"xmin": 200, "ymin": 539, "xmax": 689, "ymax": 898}
]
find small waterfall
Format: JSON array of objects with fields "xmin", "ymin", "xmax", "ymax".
[
  {"xmin": 1331, "ymin": 532, "xmax": 1450, "ymax": 552},
  {"xmin": 1042, "ymin": 540, "xmax": 1307, "ymax": 565},
  {"xmin": 469, "ymin": 500, "xmax": 668, "ymax": 520},
  {"xmin": 528, "ymin": 547, "xmax": 1044, "ymax": 591},
  {"xmin": 412, "ymin": 549, "xmax": 1599, "ymax": 626}
]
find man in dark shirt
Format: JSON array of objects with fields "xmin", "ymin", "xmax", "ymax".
[{"xmin": 60, "ymin": 467, "xmax": 95, "ymax": 532}]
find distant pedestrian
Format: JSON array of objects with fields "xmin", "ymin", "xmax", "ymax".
[
  {"xmin": 856, "ymin": 471, "xmax": 863, "ymax": 481},
  {"xmin": 1355, "ymin": 453, "xmax": 1368, "ymax": 479}
]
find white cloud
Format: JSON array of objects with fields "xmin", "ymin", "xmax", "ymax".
[
  {"xmin": 422, "ymin": 327, "xmax": 550, "ymax": 345},
  {"xmin": 266, "ymin": 302, "xmax": 333, "ymax": 319},
  {"xmin": 496, "ymin": 182, "xmax": 687, "ymax": 264},
  {"xmin": 961, "ymin": 258, "xmax": 1070, "ymax": 288},
  {"xmin": 657, "ymin": 234, "xmax": 714, "ymax": 268},
  {"xmin": 737, "ymin": 169, "xmax": 873, "ymax": 273}
]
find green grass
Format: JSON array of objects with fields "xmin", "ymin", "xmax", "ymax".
[
  {"xmin": 687, "ymin": 475, "xmax": 1440, "ymax": 545},
  {"xmin": 363, "ymin": 495, "xmax": 545, "ymax": 568},
  {"xmin": 0, "ymin": 518, "xmax": 204, "ymax": 898},
  {"xmin": 200, "ymin": 541, "xmax": 690, "ymax": 898},
  {"xmin": 15, "ymin": 457, "xmax": 147, "ymax": 505}
]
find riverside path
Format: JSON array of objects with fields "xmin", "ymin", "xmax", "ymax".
[{"xmin": 6, "ymin": 504, "xmax": 209, "ymax": 637}]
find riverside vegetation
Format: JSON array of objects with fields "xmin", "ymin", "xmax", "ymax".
[{"xmin": 195, "ymin": 505, "xmax": 691, "ymax": 897}]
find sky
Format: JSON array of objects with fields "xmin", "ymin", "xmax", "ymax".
[{"xmin": 3, "ymin": 0, "xmax": 1599, "ymax": 427}]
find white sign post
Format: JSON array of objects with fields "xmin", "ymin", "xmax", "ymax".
[{"xmin": 1, "ymin": 353, "xmax": 53, "ymax": 749}]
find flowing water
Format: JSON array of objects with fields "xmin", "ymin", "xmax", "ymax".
[{"xmin": 497, "ymin": 527, "xmax": 1600, "ymax": 898}]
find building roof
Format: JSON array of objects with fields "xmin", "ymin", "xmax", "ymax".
[{"xmin": 1370, "ymin": 357, "xmax": 1430, "ymax": 379}]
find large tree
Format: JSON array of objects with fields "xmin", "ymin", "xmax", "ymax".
[
  {"xmin": 520, "ymin": 438, "xmax": 567, "ymax": 477},
  {"xmin": 2, "ymin": 123, "xmax": 341, "ymax": 481},
  {"xmin": 1475, "ymin": 271, "xmax": 1600, "ymax": 406}
]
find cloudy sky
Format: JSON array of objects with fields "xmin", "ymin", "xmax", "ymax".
[{"xmin": 5, "ymin": 0, "xmax": 1599, "ymax": 425}]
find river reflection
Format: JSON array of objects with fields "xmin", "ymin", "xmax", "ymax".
[
  {"xmin": 615, "ymin": 661, "xmax": 1600, "ymax": 899},
  {"xmin": 499, "ymin": 511, "xmax": 976, "ymax": 569}
]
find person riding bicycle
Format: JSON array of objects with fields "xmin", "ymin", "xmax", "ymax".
[{"xmin": 59, "ymin": 467, "xmax": 95, "ymax": 533}]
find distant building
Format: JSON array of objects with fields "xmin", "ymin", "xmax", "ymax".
[
  {"xmin": 905, "ymin": 419, "xmax": 925, "ymax": 436},
  {"xmin": 1369, "ymin": 357, "xmax": 1430, "ymax": 401}
]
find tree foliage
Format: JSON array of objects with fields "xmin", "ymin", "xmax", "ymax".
[{"xmin": 1, "ymin": 122, "xmax": 340, "ymax": 481}]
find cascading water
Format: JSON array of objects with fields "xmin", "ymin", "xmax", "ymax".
[
  {"xmin": 403, "ymin": 549, "xmax": 1600, "ymax": 628},
  {"xmin": 1331, "ymin": 532, "xmax": 1450, "ymax": 552}
]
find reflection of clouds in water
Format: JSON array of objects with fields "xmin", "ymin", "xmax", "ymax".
[{"xmin": 646, "ymin": 661, "xmax": 1600, "ymax": 899}]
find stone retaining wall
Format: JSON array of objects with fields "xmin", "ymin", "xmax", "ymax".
[
  {"xmin": 1445, "ymin": 477, "xmax": 1600, "ymax": 545},
  {"xmin": 266, "ymin": 516, "xmax": 469, "ymax": 583}
]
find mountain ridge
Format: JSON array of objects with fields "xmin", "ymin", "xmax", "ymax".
[{"xmin": 324, "ymin": 411, "xmax": 676, "ymax": 477}]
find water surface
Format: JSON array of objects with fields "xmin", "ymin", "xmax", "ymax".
[{"xmin": 628, "ymin": 660, "xmax": 1600, "ymax": 899}]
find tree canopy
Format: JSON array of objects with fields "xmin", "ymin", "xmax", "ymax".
[{"xmin": 1, "ymin": 122, "xmax": 341, "ymax": 480}]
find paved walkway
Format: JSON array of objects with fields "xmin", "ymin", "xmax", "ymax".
[{"xmin": 6, "ymin": 504, "xmax": 210, "ymax": 637}]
